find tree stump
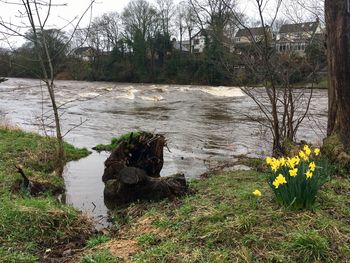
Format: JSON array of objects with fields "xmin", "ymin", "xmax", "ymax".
[{"xmin": 102, "ymin": 132, "xmax": 189, "ymax": 205}]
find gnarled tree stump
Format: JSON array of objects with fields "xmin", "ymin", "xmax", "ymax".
[{"xmin": 101, "ymin": 132, "xmax": 189, "ymax": 205}]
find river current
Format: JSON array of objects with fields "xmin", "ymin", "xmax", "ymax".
[{"xmin": 0, "ymin": 78, "xmax": 328, "ymax": 226}]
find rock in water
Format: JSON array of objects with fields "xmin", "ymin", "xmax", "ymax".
[{"xmin": 101, "ymin": 132, "xmax": 189, "ymax": 205}]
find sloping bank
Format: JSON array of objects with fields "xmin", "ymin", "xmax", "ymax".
[
  {"xmin": 79, "ymin": 166, "xmax": 350, "ymax": 262},
  {"xmin": 0, "ymin": 125, "xmax": 93, "ymax": 262}
]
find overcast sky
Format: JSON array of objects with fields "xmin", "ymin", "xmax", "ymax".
[
  {"xmin": 0, "ymin": 0, "xmax": 259, "ymax": 28},
  {"xmin": 0, "ymin": 0, "xmax": 322, "ymax": 47}
]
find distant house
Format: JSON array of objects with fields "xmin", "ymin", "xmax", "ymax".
[
  {"xmin": 72, "ymin": 47, "xmax": 96, "ymax": 61},
  {"xmin": 190, "ymin": 29, "xmax": 234, "ymax": 54},
  {"xmin": 172, "ymin": 39, "xmax": 190, "ymax": 53},
  {"xmin": 276, "ymin": 20, "xmax": 322, "ymax": 55},
  {"xmin": 191, "ymin": 29, "xmax": 207, "ymax": 54},
  {"xmin": 234, "ymin": 26, "xmax": 272, "ymax": 46}
]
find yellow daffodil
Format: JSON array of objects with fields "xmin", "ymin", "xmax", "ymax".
[
  {"xmin": 266, "ymin": 157, "xmax": 273, "ymax": 165},
  {"xmin": 289, "ymin": 168, "xmax": 298, "ymax": 177},
  {"xmin": 279, "ymin": 157, "xmax": 286, "ymax": 166},
  {"xmin": 287, "ymin": 157, "xmax": 295, "ymax": 168},
  {"xmin": 314, "ymin": 148, "xmax": 320, "ymax": 156},
  {"xmin": 273, "ymin": 174, "xmax": 287, "ymax": 188},
  {"xmin": 299, "ymin": 150, "xmax": 308, "ymax": 161},
  {"xmin": 309, "ymin": 162, "xmax": 316, "ymax": 172},
  {"xmin": 276, "ymin": 174, "xmax": 287, "ymax": 184},
  {"xmin": 294, "ymin": 156, "xmax": 300, "ymax": 165},
  {"xmin": 273, "ymin": 180, "xmax": 280, "ymax": 188},
  {"xmin": 306, "ymin": 170, "xmax": 313, "ymax": 179},
  {"xmin": 253, "ymin": 189, "xmax": 262, "ymax": 197},
  {"xmin": 303, "ymin": 145, "xmax": 312, "ymax": 156}
]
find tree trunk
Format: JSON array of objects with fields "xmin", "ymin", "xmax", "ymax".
[{"xmin": 325, "ymin": 0, "xmax": 350, "ymax": 150}]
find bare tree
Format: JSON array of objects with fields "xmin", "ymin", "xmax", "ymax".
[
  {"xmin": 223, "ymin": 0, "xmax": 317, "ymax": 156},
  {"xmin": 189, "ymin": 0, "xmax": 236, "ymax": 44},
  {"xmin": 0, "ymin": 0, "xmax": 94, "ymax": 173},
  {"xmin": 156, "ymin": 0, "xmax": 175, "ymax": 36}
]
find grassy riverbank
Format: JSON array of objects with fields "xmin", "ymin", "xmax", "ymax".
[
  {"xmin": 2, "ymin": 125, "xmax": 349, "ymax": 262},
  {"xmin": 0, "ymin": 124, "xmax": 92, "ymax": 262},
  {"xmin": 80, "ymin": 170, "xmax": 350, "ymax": 262}
]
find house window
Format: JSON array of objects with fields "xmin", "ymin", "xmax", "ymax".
[
  {"xmin": 194, "ymin": 39, "xmax": 199, "ymax": 45},
  {"xmin": 235, "ymin": 37, "xmax": 240, "ymax": 42}
]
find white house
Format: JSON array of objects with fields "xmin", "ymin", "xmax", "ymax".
[{"xmin": 276, "ymin": 20, "xmax": 322, "ymax": 55}]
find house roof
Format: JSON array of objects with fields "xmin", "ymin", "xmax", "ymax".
[
  {"xmin": 235, "ymin": 27, "xmax": 268, "ymax": 38},
  {"xmin": 279, "ymin": 21, "xmax": 319, "ymax": 34}
]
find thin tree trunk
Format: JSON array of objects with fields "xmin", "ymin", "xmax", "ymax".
[{"xmin": 325, "ymin": 0, "xmax": 350, "ymax": 149}]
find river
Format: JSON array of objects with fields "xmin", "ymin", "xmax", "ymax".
[{"xmin": 0, "ymin": 78, "xmax": 328, "ymax": 227}]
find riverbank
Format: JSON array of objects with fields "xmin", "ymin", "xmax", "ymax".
[
  {"xmin": 2, "ymin": 126, "xmax": 348, "ymax": 262},
  {"xmin": 79, "ymin": 168, "xmax": 350, "ymax": 262},
  {"xmin": 0, "ymin": 124, "xmax": 93, "ymax": 262}
]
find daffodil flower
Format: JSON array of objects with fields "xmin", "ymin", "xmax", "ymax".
[
  {"xmin": 253, "ymin": 189, "xmax": 262, "ymax": 197},
  {"xmin": 289, "ymin": 168, "xmax": 298, "ymax": 177},
  {"xmin": 303, "ymin": 145, "xmax": 311, "ymax": 156},
  {"xmin": 273, "ymin": 174, "xmax": 287, "ymax": 188},
  {"xmin": 314, "ymin": 148, "xmax": 320, "ymax": 156},
  {"xmin": 306, "ymin": 170, "xmax": 313, "ymax": 179},
  {"xmin": 299, "ymin": 150, "xmax": 308, "ymax": 161},
  {"xmin": 309, "ymin": 162, "xmax": 316, "ymax": 172}
]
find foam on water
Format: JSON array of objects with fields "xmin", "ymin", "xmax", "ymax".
[
  {"xmin": 201, "ymin": 86, "xmax": 245, "ymax": 97},
  {"xmin": 139, "ymin": 95, "xmax": 164, "ymax": 101}
]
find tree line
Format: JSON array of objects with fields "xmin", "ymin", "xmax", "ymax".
[{"xmin": 0, "ymin": 0, "xmax": 325, "ymax": 86}]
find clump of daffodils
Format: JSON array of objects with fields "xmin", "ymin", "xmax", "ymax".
[{"xmin": 265, "ymin": 145, "xmax": 331, "ymax": 210}]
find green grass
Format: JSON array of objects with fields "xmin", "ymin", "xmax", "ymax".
[
  {"xmin": 103, "ymin": 170, "xmax": 350, "ymax": 262},
  {"xmin": 86, "ymin": 234, "xmax": 111, "ymax": 248},
  {"xmin": 80, "ymin": 249, "xmax": 120, "ymax": 263},
  {"xmin": 0, "ymin": 125, "xmax": 92, "ymax": 260},
  {"xmin": 93, "ymin": 131, "xmax": 145, "ymax": 152}
]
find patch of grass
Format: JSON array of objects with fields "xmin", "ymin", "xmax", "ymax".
[
  {"xmin": 137, "ymin": 233, "xmax": 159, "ymax": 247},
  {"xmin": 80, "ymin": 249, "xmax": 120, "ymax": 263},
  {"xmin": 289, "ymin": 230, "xmax": 329, "ymax": 261},
  {"xmin": 107, "ymin": 170, "xmax": 350, "ymax": 262},
  {"xmin": 93, "ymin": 131, "xmax": 145, "ymax": 152},
  {"xmin": 86, "ymin": 234, "xmax": 110, "ymax": 248},
  {"xmin": 0, "ymin": 126, "xmax": 93, "ymax": 260}
]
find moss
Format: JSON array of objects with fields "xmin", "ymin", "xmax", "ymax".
[
  {"xmin": 323, "ymin": 133, "xmax": 350, "ymax": 176},
  {"xmin": 93, "ymin": 131, "xmax": 146, "ymax": 152}
]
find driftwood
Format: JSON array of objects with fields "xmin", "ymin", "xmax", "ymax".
[
  {"xmin": 14, "ymin": 165, "xmax": 44, "ymax": 195},
  {"xmin": 102, "ymin": 132, "xmax": 189, "ymax": 205},
  {"xmin": 0, "ymin": 77, "xmax": 8, "ymax": 83},
  {"xmin": 13, "ymin": 165, "xmax": 62, "ymax": 196}
]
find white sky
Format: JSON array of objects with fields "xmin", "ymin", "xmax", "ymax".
[
  {"xmin": 0, "ymin": 0, "xmax": 256, "ymax": 29},
  {"xmin": 0, "ymin": 0, "xmax": 323, "ymax": 47}
]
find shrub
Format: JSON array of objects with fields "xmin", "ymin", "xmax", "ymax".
[{"xmin": 266, "ymin": 145, "xmax": 332, "ymax": 210}]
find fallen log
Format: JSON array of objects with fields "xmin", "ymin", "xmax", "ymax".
[{"xmin": 104, "ymin": 167, "xmax": 188, "ymax": 206}]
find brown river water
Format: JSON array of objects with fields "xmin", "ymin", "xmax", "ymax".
[{"xmin": 0, "ymin": 78, "xmax": 328, "ymax": 227}]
